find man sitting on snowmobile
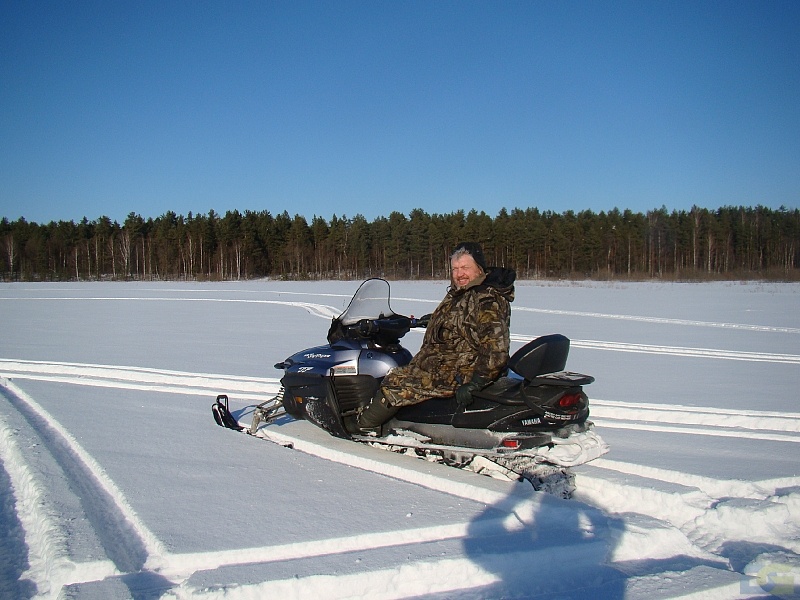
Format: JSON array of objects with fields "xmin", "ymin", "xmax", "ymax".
[{"xmin": 347, "ymin": 241, "xmax": 516, "ymax": 435}]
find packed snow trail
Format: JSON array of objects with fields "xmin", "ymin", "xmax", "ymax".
[
  {"xmin": 0, "ymin": 381, "xmax": 167, "ymax": 598},
  {"xmin": 7, "ymin": 289, "xmax": 800, "ymax": 334},
  {"xmin": 0, "ymin": 359, "xmax": 281, "ymax": 401},
  {"xmin": 4, "ymin": 360, "xmax": 800, "ymax": 444},
  {"xmin": 4, "ymin": 364, "xmax": 800, "ymax": 572},
  {"xmin": 0, "ymin": 374, "xmax": 622, "ymax": 598},
  {"xmin": 543, "ymin": 339, "xmax": 800, "ymax": 364},
  {"xmin": 0, "ymin": 295, "xmax": 342, "ymax": 321},
  {"xmin": 590, "ymin": 399, "xmax": 800, "ymax": 443},
  {"xmin": 512, "ymin": 305, "xmax": 800, "ymax": 334},
  {"xmin": 4, "ymin": 294, "xmax": 800, "ymax": 365},
  {"xmin": 4, "ymin": 363, "xmax": 799, "ymax": 597}
]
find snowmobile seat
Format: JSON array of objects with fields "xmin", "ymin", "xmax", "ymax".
[
  {"xmin": 508, "ymin": 334, "xmax": 570, "ymax": 381},
  {"xmin": 472, "ymin": 376, "xmax": 527, "ymax": 405}
]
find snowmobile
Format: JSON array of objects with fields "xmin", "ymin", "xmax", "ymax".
[{"xmin": 213, "ymin": 278, "xmax": 608, "ymax": 497}]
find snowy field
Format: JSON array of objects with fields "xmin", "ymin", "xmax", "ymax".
[{"xmin": 1, "ymin": 279, "xmax": 799, "ymax": 599}]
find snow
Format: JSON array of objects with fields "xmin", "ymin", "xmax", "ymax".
[{"xmin": 1, "ymin": 279, "xmax": 799, "ymax": 599}]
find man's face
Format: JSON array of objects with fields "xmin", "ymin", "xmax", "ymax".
[{"xmin": 451, "ymin": 254, "xmax": 482, "ymax": 289}]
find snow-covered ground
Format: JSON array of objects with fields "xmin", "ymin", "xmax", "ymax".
[{"xmin": 1, "ymin": 279, "xmax": 799, "ymax": 599}]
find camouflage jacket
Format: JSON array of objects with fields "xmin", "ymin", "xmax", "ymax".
[{"xmin": 382, "ymin": 267, "xmax": 516, "ymax": 405}]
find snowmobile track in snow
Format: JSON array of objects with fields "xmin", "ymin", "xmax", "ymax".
[
  {"xmin": 0, "ymin": 374, "xmax": 618, "ymax": 597},
  {"xmin": 6, "ymin": 293, "xmax": 800, "ymax": 364},
  {"xmin": 4, "ymin": 365, "xmax": 799, "ymax": 598},
  {"xmin": 0, "ymin": 380, "xmax": 168, "ymax": 597},
  {"xmin": 2, "ymin": 288, "xmax": 799, "ymax": 597},
  {"xmin": 4, "ymin": 359, "xmax": 800, "ymax": 444}
]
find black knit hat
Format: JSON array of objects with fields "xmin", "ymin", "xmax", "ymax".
[{"xmin": 452, "ymin": 241, "xmax": 487, "ymax": 272}]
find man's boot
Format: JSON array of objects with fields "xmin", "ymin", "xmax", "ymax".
[{"xmin": 346, "ymin": 389, "xmax": 398, "ymax": 436}]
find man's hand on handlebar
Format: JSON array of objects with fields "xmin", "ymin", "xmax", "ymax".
[
  {"xmin": 356, "ymin": 319, "xmax": 378, "ymax": 336},
  {"xmin": 411, "ymin": 313, "xmax": 432, "ymax": 328}
]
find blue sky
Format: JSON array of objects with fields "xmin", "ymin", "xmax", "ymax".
[{"xmin": 1, "ymin": 0, "xmax": 798, "ymax": 225}]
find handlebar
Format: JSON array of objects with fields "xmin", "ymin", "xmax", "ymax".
[{"xmin": 344, "ymin": 313, "xmax": 429, "ymax": 343}]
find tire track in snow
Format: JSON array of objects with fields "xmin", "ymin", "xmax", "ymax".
[
  {"xmin": 156, "ymin": 423, "xmax": 663, "ymax": 597},
  {"xmin": 509, "ymin": 334, "xmax": 800, "ymax": 364},
  {"xmin": 416, "ymin": 330, "xmax": 800, "ymax": 365},
  {"xmin": 13, "ymin": 290, "xmax": 791, "ymax": 335},
  {"xmin": 4, "ymin": 289, "xmax": 798, "ymax": 595},
  {"xmin": 583, "ymin": 457, "xmax": 800, "ymax": 501},
  {"xmin": 158, "ymin": 518, "xmax": 530, "ymax": 584},
  {"xmin": 569, "ymin": 339, "xmax": 800, "ymax": 364},
  {"xmin": 5, "ymin": 294, "xmax": 797, "ymax": 364},
  {"xmin": 0, "ymin": 363, "xmax": 536, "ymax": 590},
  {"xmin": 512, "ymin": 305, "xmax": 800, "ymax": 334},
  {"xmin": 378, "ymin": 293, "xmax": 800, "ymax": 334},
  {"xmin": 0, "ymin": 412, "xmax": 63, "ymax": 599},
  {"xmin": 5, "ymin": 361, "xmax": 800, "ymax": 445},
  {"xmin": 590, "ymin": 398, "xmax": 800, "ymax": 443},
  {"xmin": 574, "ymin": 459, "xmax": 800, "ymax": 558},
  {"xmin": 0, "ymin": 359, "xmax": 281, "ymax": 401},
  {"xmin": 1, "ymin": 368, "xmax": 524, "ymax": 596},
  {"xmin": 0, "ymin": 296, "xmax": 341, "ymax": 320},
  {"xmin": 162, "ymin": 542, "xmax": 619, "ymax": 600},
  {"xmin": 0, "ymin": 366, "xmax": 622, "ymax": 597},
  {"xmin": 4, "ymin": 361, "xmax": 798, "ymax": 594},
  {"xmin": 0, "ymin": 411, "xmax": 120, "ymax": 597},
  {"xmin": 0, "ymin": 379, "xmax": 171, "ymax": 596}
]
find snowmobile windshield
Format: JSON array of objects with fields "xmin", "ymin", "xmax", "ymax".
[{"xmin": 339, "ymin": 278, "xmax": 395, "ymax": 325}]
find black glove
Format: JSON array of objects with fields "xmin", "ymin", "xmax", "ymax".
[
  {"xmin": 357, "ymin": 319, "xmax": 377, "ymax": 336},
  {"xmin": 414, "ymin": 313, "xmax": 432, "ymax": 328},
  {"xmin": 455, "ymin": 376, "xmax": 489, "ymax": 407}
]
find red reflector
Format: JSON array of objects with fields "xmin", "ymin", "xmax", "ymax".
[
  {"xmin": 558, "ymin": 393, "xmax": 581, "ymax": 408},
  {"xmin": 501, "ymin": 439, "xmax": 520, "ymax": 449}
]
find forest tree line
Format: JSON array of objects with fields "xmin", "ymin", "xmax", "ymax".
[{"xmin": 1, "ymin": 205, "xmax": 798, "ymax": 281}]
